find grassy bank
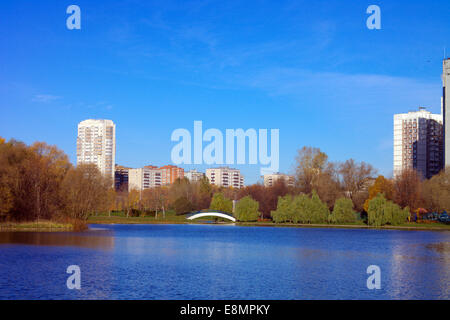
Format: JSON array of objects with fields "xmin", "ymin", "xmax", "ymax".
[
  {"xmin": 0, "ymin": 220, "xmax": 75, "ymax": 232},
  {"xmin": 88, "ymin": 212, "xmax": 450, "ymax": 231}
]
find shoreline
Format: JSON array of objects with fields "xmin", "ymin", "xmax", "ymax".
[{"xmin": 87, "ymin": 216, "xmax": 450, "ymax": 232}]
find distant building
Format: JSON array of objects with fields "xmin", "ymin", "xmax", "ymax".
[
  {"xmin": 77, "ymin": 119, "xmax": 116, "ymax": 180},
  {"xmin": 263, "ymin": 173, "xmax": 294, "ymax": 187},
  {"xmin": 184, "ymin": 169, "xmax": 205, "ymax": 182},
  {"xmin": 159, "ymin": 165, "xmax": 184, "ymax": 185},
  {"xmin": 393, "ymin": 108, "xmax": 443, "ymax": 179},
  {"xmin": 114, "ymin": 165, "xmax": 130, "ymax": 191},
  {"xmin": 206, "ymin": 167, "xmax": 244, "ymax": 188},
  {"xmin": 443, "ymin": 58, "xmax": 450, "ymax": 167},
  {"xmin": 128, "ymin": 167, "xmax": 163, "ymax": 191}
]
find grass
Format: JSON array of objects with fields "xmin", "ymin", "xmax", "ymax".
[
  {"xmin": 88, "ymin": 211, "xmax": 450, "ymax": 231},
  {"xmin": 0, "ymin": 220, "xmax": 74, "ymax": 231}
]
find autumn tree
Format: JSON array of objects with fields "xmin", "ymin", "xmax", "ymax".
[
  {"xmin": 363, "ymin": 175, "xmax": 394, "ymax": 212},
  {"xmin": 422, "ymin": 170, "xmax": 450, "ymax": 213},
  {"xmin": 339, "ymin": 159, "xmax": 377, "ymax": 212},
  {"xmin": 393, "ymin": 168, "xmax": 423, "ymax": 211}
]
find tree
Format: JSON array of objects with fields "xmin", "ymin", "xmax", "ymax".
[
  {"xmin": 173, "ymin": 196, "xmax": 194, "ymax": 215},
  {"xmin": 295, "ymin": 146, "xmax": 329, "ymax": 194},
  {"xmin": 367, "ymin": 193, "xmax": 409, "ymax": 227},
  {"xmin": 209, "ymin": 192, "xmax": 233, "ymax": 213},
  {"xmin": 61, "ymin": 164, "xmax": 111, "ymax": 220},
  {"xmin": 339, "ymin": 159, "xmax": 377, "ymax": 212},
  {"xmin": 271, "ymin": 195, "xmax": 293, "ymax": 223},
  {"xmin": 422, "ymin": 170, "xmax": 450, "ymax": 213},
  {"xmin": 235, "ymin": 196, "xmax": 260, "ymax": 222},
  {"xmin": 329, "ymin": 197, "xmax": 356, "ymax": 224},
  {"xmin": 363, "ymin": 175, "xmax": 394, "ymax": 212},
  {"xmin": 309, "ymin": 190, "xmax": 330, "ymax": 223},
  {"xmin": 393, "ymin": 168, "xmax": 423, "ymax": 211}
]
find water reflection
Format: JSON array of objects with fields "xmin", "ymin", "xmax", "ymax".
[{"xmin": 0, "ymin": 230, "xmax": 114, "ymax": 250}]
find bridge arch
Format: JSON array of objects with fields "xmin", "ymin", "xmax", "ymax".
[{"xmin": 187, "ymin": 212, "xmax": 236, "ymax": 222}]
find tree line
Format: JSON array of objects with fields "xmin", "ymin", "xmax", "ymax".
[
  {"xmin": 0, "ymin": 138, "xmax": 112, "ymax": 227},
  {"xmin": 1, "ymin": 138, "xmax": 449, "ymax": 227}
]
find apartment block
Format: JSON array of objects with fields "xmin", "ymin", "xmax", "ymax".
[
  {"xmin": 206, "ymin": 167, "xmax": 244, "ymax": 188},
  {"xmin": 114, "ymin": 165, "xmax": 130, "ymax": 191},
  {"xmin": 77, "ymin": 119, "xmax": 116, "ymax": 180},
  {"xmin": 159, "ymin": 165, "xmax": 184, "ymax": 185},
  {"xmin": 263, "ymin": 173, "xmax": 295, "ymax": 187},
  {"xmin": 184, "ymin": 169, "xmax": 205, "ymax": 182},
  {"xmin": 128, "ymin": 167, "xmax": 163, "ymax": 191},
  {"xmin": 443, "ymin": 58, "xmax": 450, "ymax": 167},
  {"xmin": 393, "ymin": 108, "xmax": 443, "ymax": 179}
]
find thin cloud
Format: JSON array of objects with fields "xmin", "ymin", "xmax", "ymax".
[{"xmin": 32, "ymin": 94, "xmax": 61, "ymax": 103}]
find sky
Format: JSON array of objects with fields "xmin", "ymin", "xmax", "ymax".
[{"xmin": 1, "ymin": 0, "xmax": 449, "ymax": 184}]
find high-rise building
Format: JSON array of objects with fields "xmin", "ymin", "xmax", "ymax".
[
  {"xmin": 206, "ymin": 167, "xmax": 244, "ymax": 188},
  {"xmin": 159, "ymin": 165, "xmax": 184, "ymax": 185},
  {"xmin": 393, "ymin": 108, "xmax": 443, "ymax": 179},
  {"xmin": 443, "ymin": 58, "xmax": 450, "ymax": 168},
  {"xmin": 262, "ymin": 173, "xmax": 295, "ymax": 187},
  {"xmin": 77, "ymin": 119, "xmax": 116, "ymax": 180},
  {"xmin": 184, "ymin": 169, "xmax": 205, "ymax": 182}
]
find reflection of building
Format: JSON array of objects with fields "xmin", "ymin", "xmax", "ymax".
[
  {"xmin": 77, "ymin": 119, "xmax": 116, "ymax": 180},
  {"xmin": 393, "ymin": 108, "xmax": 443, "ymax": 179},
  {"xmin": 206, "ymin": 167, "xmax": 244, "ymax": 188},
  {"xmin": 443, "ymin": 58, "xmax": 450, "ymax": 167},
  {"xmin": 114, "ymin": 165, "xmax": 130, "ymax": 191},
  {"xmin": 262, "ymin": 173, "xmax": 294, "ymax": 187},
  {"xmin": 184, "ymin": 169, "xmax": 205, "ymax": 182}
]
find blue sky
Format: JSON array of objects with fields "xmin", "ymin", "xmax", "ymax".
[{"xmin": 1, "ymin": 0, "xmax": 449, "ymax": 184}]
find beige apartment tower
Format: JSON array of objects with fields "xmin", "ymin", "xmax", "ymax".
[
  {"xmin": 77, "ymin": 119, "xmax": 116, "ymax": 180},
  {"xmin": 393, "ymin": 108, "xmax": 443, "ymax": 179},
  {"xmin": 206, "ymin": 167, "xmax": 244, "ymax": 188}
]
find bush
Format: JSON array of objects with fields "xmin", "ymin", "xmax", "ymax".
[
  {"xmin": 368, "ymin": 193, "xmax": 410, "ymax": 227},
  {"xmin": 235, "ymin": 196, "xmax": 260, "ymax": 222},
  {"xmin": 271, "ymin": 191, "xmax": 330, "ymax": 224},
  {"xmin": 329, "ymin": 197, "xmax": 356, "ymax": 224},
  {"xmin": 209, "ymin": 192, "xmax": 233, "ymax": 213}
]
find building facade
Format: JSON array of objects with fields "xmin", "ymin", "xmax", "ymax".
[
  {"xmin": 393, "ymin": 108, "xmax": 443, "ymax": 179},
  {"xmin": 114, "ymin": 165, "xmax": 130, "ymax": 191},
  {"xmin": 184, "ymin": 169, "xmax": 205, "ymax": 182},
  {"xmin": 206, "ymin": 167, "xmax": 244, "ymax": 188},
  {"xmin": 77, "ymin": 119, "xmax": 116, "ymax": 180},
  {"xmin": 443, "ymin": 58, "xmax": 450, "ymax": 168},
  {"xmin": 159, "ymin": 165, "xmax": 184, "ymax": 185},
  {"xmin": 128, "ymin": 167, "xmax": 163, "ymax": 191},
  {"xmin": 263, "ymin": 173, "xmax": 295, "ymax": 187}
]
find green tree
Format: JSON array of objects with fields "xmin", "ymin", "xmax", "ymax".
[
  {"xmin": 235, "ymin": 196, "xmax": 260, "ymax": 222},
  {"xmin": 271, "ymin": 195, "xmax": 293, "ymax": 223},
  {"xmin": 367, "ymin": 193, "xmax": 409, "ymax": 227},
  {"xmin": 209, "ymin": 192, "xmax": 233, "ymax": 213},
  {"xmin": 309, "ymin": 190, "xmax": 330, "ymax": 223},
  {"xmin": 329, "ymin": 197, "xmax": 356, "ymax": 224}
]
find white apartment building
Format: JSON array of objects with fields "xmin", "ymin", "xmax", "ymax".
[
  {"xmin": 443, "ymin": 58, "xmax": 450, "ymax": 167},
  {"xmin": 263, "ymin": 173, "xmax": 295, "ymax": 187},
  {"xmin": 128, "ymin": 167, "xmax": 163, "ymax": 191},
  {"xmin": 184, "ymin": 169, "xmax": 205, "ymax": 182},
  {"xmin": 206, "ymin": 167, "xmax": 244, "ymax": 188},
  {"xmin": 393, "ymin": 108, "xmax": 443, "ymax": 179},
  {"xmin": 77, "ymin": 119, "xmax": 116, "ymax": 180}
]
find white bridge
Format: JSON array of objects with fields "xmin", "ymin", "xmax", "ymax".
[{"xmin": 187, "ymin": 211, "xmax": 236, "ymax": 222}]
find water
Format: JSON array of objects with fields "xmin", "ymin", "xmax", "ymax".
[{"xmin": 0, "ymin": 224, "xmax": 449, "ymax": 300}]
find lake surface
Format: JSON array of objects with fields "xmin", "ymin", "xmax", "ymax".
[{"xmin": 0, "ymin": 224, "xmax": 449, "ymax": 300}]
